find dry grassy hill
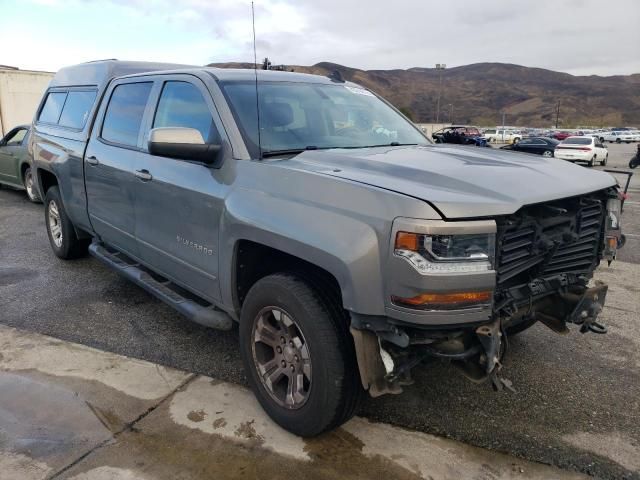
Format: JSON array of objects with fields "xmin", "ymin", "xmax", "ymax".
[{"xmin": 209, "ymin": 61, "xmax": 640, "ymax": 127}]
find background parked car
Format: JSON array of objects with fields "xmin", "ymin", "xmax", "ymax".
[
  {"xmin": 482, "ymin": 129, "xmax": 521, "ymax": 144},
  {"xmin": 554, "ymin": 136, "xmax": 608, "ymax": 166},
  {"xmin": 432, "ymin": 125, "xmax": 487, "ymax": 146},
  {"xmin": 0, "ymin": 125, "xmax": 40, "ymax": 202},
  {"xmin": 551, "ymin": 130, "xmax": 573, "ymax": 141},
  {"xmin": 500, "ymin": 136, "xmax": 559, "ymax": 157},
  {"xmin": 603, "ymin": 131, "xmax": 634, "ymax": 143}
]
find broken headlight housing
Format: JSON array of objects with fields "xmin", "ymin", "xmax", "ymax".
[
  {"xmin": 603, "ymin": 195, "xmax": 623, "ymax": 262},
  {"xmin": 394, "ymin": 231, "xmax": 495, "ymax": 274}
]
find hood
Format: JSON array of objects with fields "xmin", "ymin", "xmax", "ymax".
[{"xmin": 277, "ymin": 145, "xmax": 616, "ymax": 218}]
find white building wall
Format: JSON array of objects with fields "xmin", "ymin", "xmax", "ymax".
[{"xmin": 0, "ymin": 68, "xmax": 54, "ymax": 136}]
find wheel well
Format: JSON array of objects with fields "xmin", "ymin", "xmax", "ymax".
[
  {"xmin": 234, "ymin": 240, "xmax": 344, "ymax": 314},
  {"xmin": 38, "ymin": 169, "xmax": 58, "ymax": 196},
  {"xmin": 20, "ymin": 163, "xmax": 30, "ymax": 181}
]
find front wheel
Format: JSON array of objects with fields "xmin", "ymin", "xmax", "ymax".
[
  {"xmin": 588, "ymin": 156, "xmax": 596, "ymax": 167},
  {"xmin": 239, "ymin": 273, "xmax": 362, "ymax": 437},
  {"xmin": 601, "ymin": 154, "xmax": 608, "ymax": 166},
  {"xmin": 23, "ymin": 168, "xmax": 41, "ymax": 203},
  {"xmin": 44, "ymin": 186, "xmax": 89, "ymax": 259}
]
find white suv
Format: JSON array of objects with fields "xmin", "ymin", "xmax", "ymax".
[{"xmin": 554, "ymin": 136, "xmax": 608, "ymax": 166}]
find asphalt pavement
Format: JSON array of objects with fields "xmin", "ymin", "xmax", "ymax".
[{"xmin": 1, "ymin": 142, "xmax": 639, "ymax": 479}]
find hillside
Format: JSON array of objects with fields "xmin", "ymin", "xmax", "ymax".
[{"xmin": 208, "ymin": 61, "xmax": 640, "ymax": 127}]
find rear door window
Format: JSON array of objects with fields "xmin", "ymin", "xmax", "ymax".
[
  {"xmin": 58, "ymin": 90, "xmax": 97, "ymax": 129},
  {"xmin": 101, "ymin": 82, "xmax": 153, "ymax": 147},
  {"xmin": 153, "ymin": 81, "xmax": 218, "ymax": 143},
  {"xmin": 39, "ymin": 92, "xmax": 67, "ymax": 124}
]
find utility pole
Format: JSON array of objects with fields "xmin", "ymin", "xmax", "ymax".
[
  {"xmin": 435, "ymin": 64, "xmax": 446, "ymax": 123},
  {"xmin": 555, "ymin": 101, "xmax": 560, "ymax": 128},
  {"xmin": 501, "ymin": 111, "xmax": 506, "ymax": 142},
  {"xmin": 446, "ymin": 103, "xmax": 454, "ymax": 124}
]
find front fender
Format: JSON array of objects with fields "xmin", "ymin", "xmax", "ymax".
[{"xmin": 220, "ymin": 188, "xmax": 384, "ymax": 316}]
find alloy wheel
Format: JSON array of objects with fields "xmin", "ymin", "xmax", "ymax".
[
  {"xmin": 48, "ymin": 200, "xmax": 63, "ymax": 248},
  {"xmin": 25, "ymin": 171, "xmax": 37, "ymax": 201},
  {"xmin": 251, "ymin": 307, "xmax": 312, "ymax": 409}
]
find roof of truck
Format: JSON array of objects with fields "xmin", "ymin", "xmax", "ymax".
[
  {"xmin": 51, "ymin": 60, "xmax": 361, "ymax": 88},
  {"xmin": 49, "ymin": 60, "xmax": 197, "ymax": 88}
]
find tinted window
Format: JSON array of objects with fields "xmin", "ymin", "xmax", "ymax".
[
  {"xmin": 102, "ymin": 82, "xmax": 153, "ymax": 147},
  {"xmin": 59, "ymin": 90, "xmax": 97, "ymax": 129},
  {"xmin": 39, "ymin": 92, "xmax": 67, "ymax": 124},
  {"xmin": 153, "ymin": 81, "xmax": 217, "ymax": 142},
  {"xmin": 562, "ymin": 137, "xmax": 592, "ymax": 145},
  {"xmin": 518, "ymin": 139, "xmax": 533, "ymax": 145}
]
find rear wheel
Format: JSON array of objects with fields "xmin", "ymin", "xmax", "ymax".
[
  {"xmin": 588, "ymin": 156, "xmax": 596, "ymax": 167},
  {"xmin": 23, "ymin": 168, "xmax": 41, "ymax": 203},
  {"xmin": 239, "ymin": 273, "xmax": 362, "ymax": 437},
  {"xmin": 616, "ymin": 138, "xmax": 621, "ymax": 143},
  {"xmin": 542, "ymin": 150, "xmax": 553, "ymax": 158},
  {"xmin": 44, "ymin": 186, "xmax": 89, "ymax": 259}
]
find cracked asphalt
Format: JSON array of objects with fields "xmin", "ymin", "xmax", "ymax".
[{"xmin": 1, "ymin": 142, "xmax": 639, "ymax": 479}]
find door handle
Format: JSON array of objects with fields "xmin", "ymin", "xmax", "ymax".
[
  {"xmin": 86, "ymin": 156, "xmax": 99, "ymax": 166},
  {"xmin": 135, "ymin": 169, "xmax": 153, "ymax": 181}
]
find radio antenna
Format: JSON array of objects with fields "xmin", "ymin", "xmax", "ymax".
[{"xmin": 251, "ymin": 2, "xmax": 262, "ymax": 159}]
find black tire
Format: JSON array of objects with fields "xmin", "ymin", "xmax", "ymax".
[
  {"xmin": 542, "ymin": 150, "xmax": 553, "ymax": 158},
  {"xmin": 239, "ymin": 273, "xmax": 362, "ymax": 437},
  {"xmin": 588, "ymin": 156, "xmax": 595, "ymax": 167},
  {"xmin": 44, "ymin": 186, "xmax": 89, "ymax": 259},
  {"xmin": 616, "ymin": 138, "xmax": 621, "ymax": 143},
  {"xmin": 23, "ymin": 167, "xmax": 41, "ymax": 203},
  {"xmin": 601, "ymin": 154, "xmax": 608, "ymax": 166}
]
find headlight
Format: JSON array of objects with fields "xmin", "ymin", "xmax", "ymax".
[{"xmin": 394, "ymin": 231, "xmax": 495, "ymax": 274}]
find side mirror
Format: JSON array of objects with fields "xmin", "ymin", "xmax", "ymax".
[{"xmin": 148, "ymin": 127, "xmax": 222, "ymax": 167}]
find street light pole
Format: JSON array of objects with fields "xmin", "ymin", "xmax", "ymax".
[
  {"xmin": 435, "ymin": 63, "xmax": 446, "ymax": 123},
  {"xmin": 555, "ymin": 101, "xmax": 560, "ymax": 129},
  {"xmin": 446, "ymin": 103, "xmax": 454, "ymax": 124}
]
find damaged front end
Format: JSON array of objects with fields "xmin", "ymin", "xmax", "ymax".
[{"xmin": 352, "ymin": 188, "xmax": 624, "ymax": 397}]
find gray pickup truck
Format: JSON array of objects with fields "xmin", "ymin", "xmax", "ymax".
[{"xmin": 30, "ymin": 60, "xmax": 624, "ymax": 437}]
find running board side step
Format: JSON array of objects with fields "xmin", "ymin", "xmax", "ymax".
[{"xmin": 89, "ymin": 243, "xmax": 233, "ymax": 331}]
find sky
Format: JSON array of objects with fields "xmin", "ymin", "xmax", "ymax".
[{"xmin": 1, "ymin": 0, "xmax": 638, "ymax": 76}]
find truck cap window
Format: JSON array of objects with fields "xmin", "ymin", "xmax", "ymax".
[
  {"xmin": 101, "ymin": 82, "xmax": 153, "ymax": 147},
  {"xmin": 59, "ymin": 90, "xmax": 97, "ymax": 129},
  {"xmin": 39, "ymin": 92, "xmax": 67, "ymax": 124},
  {"xmin": 153, "ymin": 81, "xmax": 218, "ymax": 143},
  {"xmin": 221, "ymin": 81, "xmax": 429, "ymax": 158}
]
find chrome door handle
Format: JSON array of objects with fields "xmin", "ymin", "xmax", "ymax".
[
  {"xmin": 135, "ymin": 169, "xmax": 153, "ymax": 181},
  {"xmin": 86, "ymin": 156, "xmax": 99, "ymax": 166}
]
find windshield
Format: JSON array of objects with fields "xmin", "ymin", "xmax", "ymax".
[
  {"xmin": 562, "ymin": 137, "xmax": 592, "ymax": 145},
  {"xmin": 220, "ymin": 81, "xmax": 429, "ymax": 157}
]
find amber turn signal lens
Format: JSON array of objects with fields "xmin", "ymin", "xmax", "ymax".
[
  {"xmin": 395, "ymin": 232, "xmax": 419, "ymax": 251},
  {"xmin": 391, "ymin": 291, "xmax": 492, "ymax": 309}
]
